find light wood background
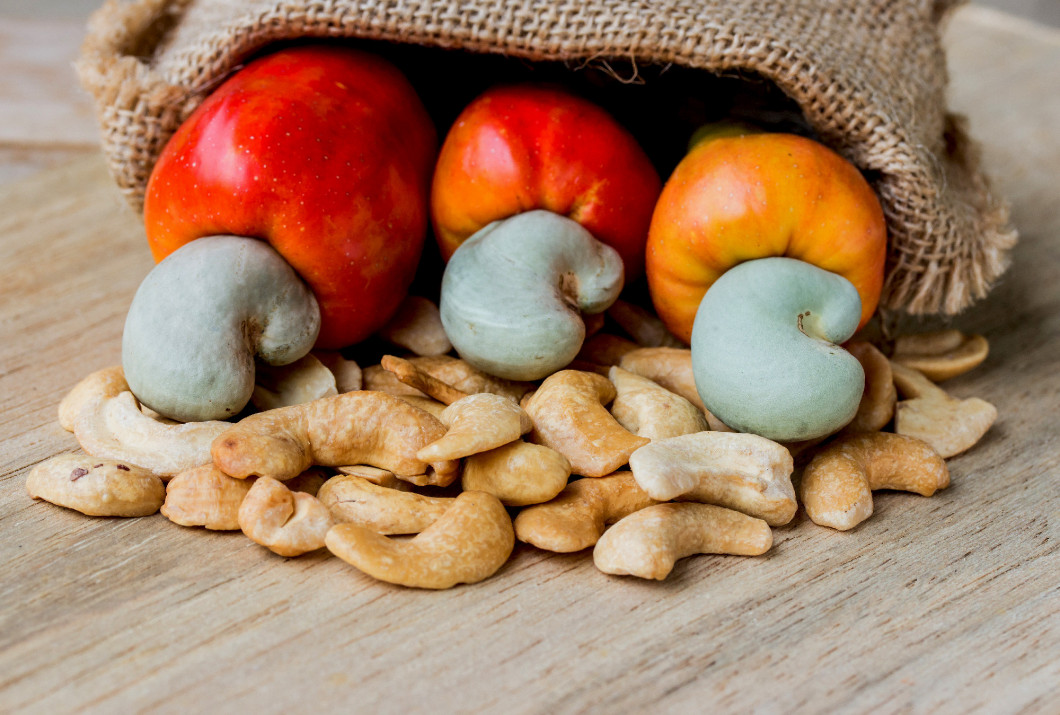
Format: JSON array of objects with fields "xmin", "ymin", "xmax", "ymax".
[{"xmin": 0, "ymin": 5, "xmax": 1057, "ymax": 714}]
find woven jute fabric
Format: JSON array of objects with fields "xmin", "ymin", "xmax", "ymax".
[{"xmin": 76, "ymin": 0, "xmax": 1016, "ymax": 318}]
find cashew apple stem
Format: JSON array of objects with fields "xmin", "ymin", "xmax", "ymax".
[
  {"xmin": 122, "ymin": 236, "xmax": 321, "ymax": 422},
  {"xmin": 690, "ymin": 257, "xmax": 865, "ymax": 442},
  {"xmin": 439, "ymin": 210, "xmax": 625, "ymax": 381}
]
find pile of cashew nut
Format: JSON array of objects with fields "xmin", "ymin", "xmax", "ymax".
[{"xmin": 28, "ymin": 294, "xmax": 997, "ymax": 587}]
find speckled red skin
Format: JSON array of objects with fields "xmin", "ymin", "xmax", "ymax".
[
  {"xmin": 143, "ymin": 46, "xmax": 437, "ymax": 348},
  {"xmin": 430, "ymin": 84, "xmax": 661, "ymax": 280}
]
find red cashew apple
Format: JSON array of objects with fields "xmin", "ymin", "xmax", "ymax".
[
  {"xmin": 646, "ymin": 126, "xmax": 888, "ymax": 343},
  {"xmin": 143, "ymin": 46, "xmax": 437, "ymax": 348},
  {"xmin": 430, "ymin": 84, "xmax": 662, "ymax": 279}
]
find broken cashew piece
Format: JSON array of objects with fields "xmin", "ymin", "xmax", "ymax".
[
  {"xmin": 381, "ymin": 354, "xmax": 470, "ymax": 405},
  {"xmin": 377, "ymin": 295, "xmax": 452, "ymax": 356},
  {"xmin": 363, "ymin": 355, "xmax": 533, "ymax": 402},
  {"xmin": 252, "ymin": 353, "xmax": 338, "ymax": 410},
  {"xmin": 439, "ymin": 209, "xmax": 625, "ymax": 381},
  {"xmin": 326, "ymin": 491, "xmax": 514, "ymax": 589},
  {"xmin": 525, "ymin": 370, "xmax": 650, "ymax": 478},
  {"xmin": 514, "ymin": 471, "xmax": 657, "ymax": 552},
  {"xmin": 238, "ymin": 476, "xmax": 335, "ymax": 557},
  {"xmin": 891, "ymin": 362, "xmax": 997, "ymax": 458},
  {"xmin": 122, "ymin": 236, "xmax": 320, "ymax": 422},
  {"xmin": 59, "ymin": 366, "xmax": 230, "ymax": 478},
  {"xmin": 26, "ymin": 453, "xmax": 165, "ymax": 517},
  {"xmin": 161, "ymin": 463, "xmax": 254, "ymax": 530},
  {"xmin": 462, "ymin": 440, "xmax": 571, "ymax": 506},
  {"xmin": 609, "ymin": 366, "xmax": 708, "ymax": 440},
  {"xmin": 800, "ymin": 432, "xmax": 950, "ymax": 531},
  {"xmin": 593, "ymin": 503, "xmax": 772, "ymax": 580},
  {"xmin": 417, "ymin": 393, "xmax": 532, "ymax": 462},
  {"xmin": 892, "ymin": 330, "xmax": 989, "ymax": 382},
  {"xmin": 317, "ymin": 475, "xmax": 453, "ymax": 534},
  {"xmin": 212, "ymin": 391, "xmax": 458, "ymax": 485},
  {"xmin": 628, "ymin": 431, "xmax": 796, "ymax": 526}
]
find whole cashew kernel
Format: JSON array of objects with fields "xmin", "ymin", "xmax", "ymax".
[
  {"xmin": 892, "ymin": 330, "xmax": 989, "ymax": 382},
  {"xmin": 417, "ymin": 393, "xmax": 532, "ymax": 462},
  {"xmin": 800, "ymin": 432, "xmax": 950, "ymax": 531},
  {"xmin": 326, "ymin": 491, "xmax": 514, "ymax": 589},
  {"xmin": 628, "ymin": 431, "xmax": 796, "ymax": 526},
  {"xmin": 839, "ymin": 341, "xmax": 897, "ymax": 434},
  {"xmin": 891, "ymin": 362, "xmax": 997, "ymax": 458},
  {"xmin": 439, "ymin": 209, "xmax": 625, "ymax": 381},
  {"xmin": 161, "ymin": 463, "xmax": 254, "ymax": 530},
  {"xmin": 212, "ymin": 391, "xmax": 459, "ymax": 485},
  {"xmin": 524, "ymin": 370, "xmax": 650, "ymax": 478},
  {"xmin": 377, "ymin": 295, "xmax": 452, "ymax": 357},
  {"xmin": 593, "ymin": 503, "xmax": 773, "ymax": 580},
  {"xmin": 238, "ymin": 476, "xmax": 335, "ymax": 557},
  {"xmin": 318, "ymin": 475, "xmax": 453, "ymax": 534},
  {"xmin": 617, "ymin": 347, "xmax": 733, "ymax": 431},
  {"xmin": 462, "ymin": 440, "xmax": 571, "ymax": 507},
  {"xmin": 576, "ymin": 333, "xmax": 640, "ymax": 369},
  {"xmin": 514, "ymin": 471, "xmax": 658, "ymax": 552},
  {"xmin": 60, "ymin": 366, "xmax": 230, "ymax": 478},
  {"xmin": 26, "ymin": 453, "xmax": 165, "ymax": 517},
  {"xmin": 609, "ymin": 366, "xmax": 708, "ymax": 440},
  {"xmin": 122, "ymin": 235, "xmax": 320, "ymax": 422},
  {"xmin": 313, "ymin": 351, "xmax": 363, "ymax": 393}
]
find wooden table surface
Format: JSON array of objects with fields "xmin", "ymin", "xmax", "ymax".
[{"xmin": 1, "ymin": 6, "xmax": 1057, "ymax": 714}]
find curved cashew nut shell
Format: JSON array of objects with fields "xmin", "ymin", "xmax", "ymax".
[
  {"xmin": 690, "ymin": 257, "xmax": 865, "ymax": 441},
  {"xmin": 439, "ymin": 210, "xmax": 625, "ymax": 381},
  {"xmin": 122, "ymin": 235, "xmax": 320, "ymax": 422}
]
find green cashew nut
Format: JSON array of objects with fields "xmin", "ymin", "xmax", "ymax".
[
  {"xmin": 439, "ymin": 210, "xmax": 625, "ymax": 381},
  {"xmin": 122, "ymin": 235, "xmax": 320, "ymax": 422},
  {"xmin": 690, "ymin": 257, "xmax": 864, "ymax": 441}
]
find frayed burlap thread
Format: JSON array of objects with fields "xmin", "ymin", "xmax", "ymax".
[{"xmin": 76, "ymin": 0, "xmax": 1017, "ymax": 318}]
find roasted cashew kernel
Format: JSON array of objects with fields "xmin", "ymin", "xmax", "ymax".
[
  {"xmin": 628, "ymin": 432, "xmax": 796, "ymax": 526},
  {"xmin": 60, "ymin": 366, "xmax": 230, "ymax": 477},
  {"xmin": 800, "ymin": 432, "xmax": 950, "ymax": 531},
  {"xmin": 313, "ymin": 351, "xmax": 363, "ymax": 393},
  {"xmin": 462, "ymin": 440, "xmax": 571, "ymax": 507},
  {"xmin": 377, "ymin": 295, "xmax": 452, "ymax": 356},
  {"xmin": 576, "ymin": 333, "xmax": 639, "ymax": 369},
  {"xmin": 212, "ymin": 391, "xmax": 459, "ymax": 485},
  {"xmin": 617, "ymin": 347, "xmax": 733, "ymax": 431},
  {"xmin": 238, "ymin": 476, "xmax": 335, "ymax": 557},
  {"xmin": 161, "ymin": 463, "xmax": 254, "ymax": 530},
  {"xmin": 514, "ymin": 471, "xmax": 657, "ymax": 552},
  {"xmin": 891, "ymin": 362, "xmax": 997, "ymax": 458},
  {"xmin": 525, "ymin": 370, "xmax": 650, "ymax": 478},
  {"xmin": 593, "ymin": 503, "xmax": 773, "ymax": 580},
  {"xmin": 318, "ymin": 475, "xmax": 452, "ymax": 534},
  {"xmin": 381, "ymin": 354, "xmax": 469, "ymax": 405},
  {"xmin": 839, "ymin": 341, "xmax": 897, "ymax": 434},
  {"xmin": 326, "ymin": 491, "xmax": 514, "ymax": 589},
  {"xmin": 609, "ymin": 366, "xmax": 708, "ymax": 440},
  {"xmin": 252, "ymin": 354, "xmax": 338, "ymax": 410},
  {"xmin": 892, "ymin": 330, "xmax": 989, "ymax": 382},
  {"xmin": 417, "ymin": 393, "xmax": 532, "ymax": 462},
  {"xmin": 26, "ymin": 453, "xmax": 164, "ymax": 517}
]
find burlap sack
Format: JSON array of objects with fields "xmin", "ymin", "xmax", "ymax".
[{"xmin": 76, "ymin": 0, "xmax": 1016, "ymax": 319}]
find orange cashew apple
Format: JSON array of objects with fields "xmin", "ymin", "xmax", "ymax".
[{"xmin": 646, "ymin": 126, "xmax": 888, "ymax": 343}]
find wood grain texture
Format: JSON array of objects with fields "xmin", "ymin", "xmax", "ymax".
[{"xmin": 1, "ymin": 7, "xmax": 1058, "ymax": 713}]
